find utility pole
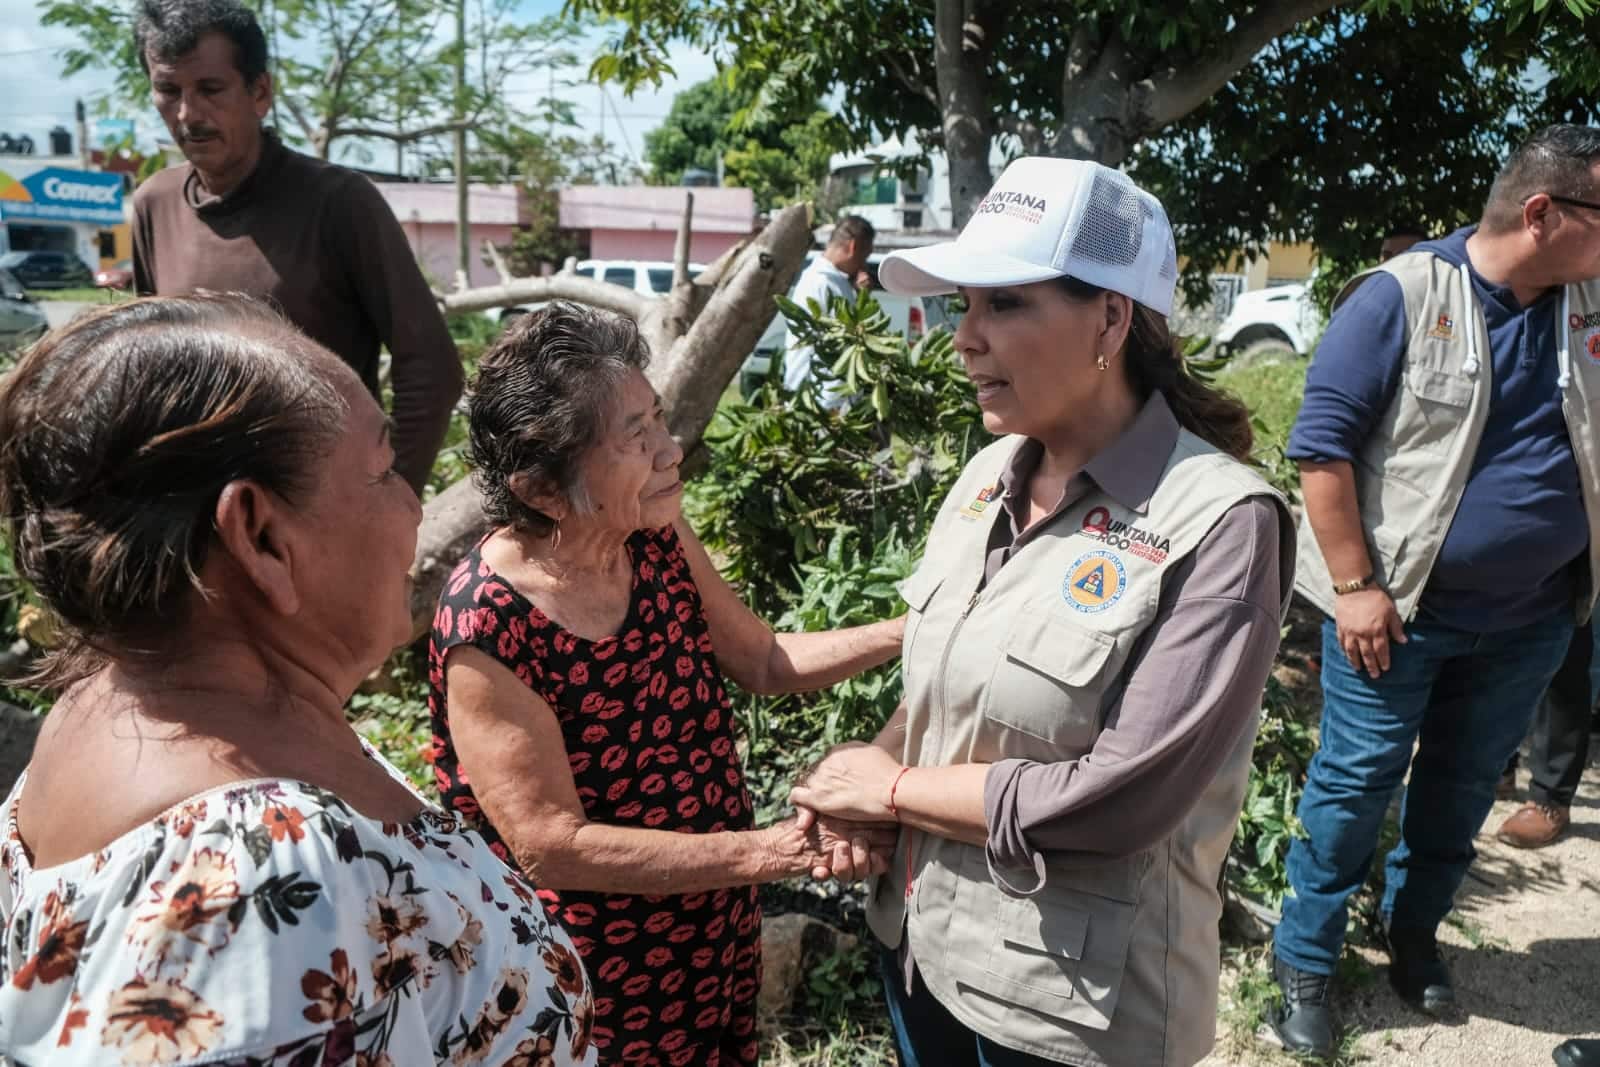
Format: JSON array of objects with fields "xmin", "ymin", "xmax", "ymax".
[{"xmin": 452, "ymin": 0, "xmax": 469, "ymax": 289}]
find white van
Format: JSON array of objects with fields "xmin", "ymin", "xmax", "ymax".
[{"xmin": 498, "ymin": 258, "xmax": 706, "ymax": 323}]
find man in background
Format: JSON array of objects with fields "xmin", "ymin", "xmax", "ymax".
[
  {"xmin": 131, "ymin": 0, "xmax": 461, "ymax": 494},
  {"xmin": 784, "ymin": 215, "xmax": 875, "ymax": 405}
]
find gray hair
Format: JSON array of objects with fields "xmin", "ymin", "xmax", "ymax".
[{"xmin": 467, "ymin": 302, "xmax": 652, "ymax": 535}]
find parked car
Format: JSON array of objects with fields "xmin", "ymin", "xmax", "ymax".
[
  {"xmin": 95, "ymin": 258, "xmax": 135, "ymax": 290},
  {"xmin": 1213, "ymin": 281, "xmax": 1322, "ymax": 359},
  {"xmin": 497, "ymin": 259, "xmax": 706, "ymax": 324},
  {"xmin": 0, "ymin": 250, "xmax": 95, "ymax": 291},
  {"xmin": 0, "ymin": 269, "xmax": 49, "ymax": 351},
  {"xmin": 737, "ymin": 252, "xmax": 958, "ymax": 397}
]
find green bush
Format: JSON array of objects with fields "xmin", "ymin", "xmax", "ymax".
[{"xmin": 684, "ymin": 290, "xmax": 986, "ymax": 820}]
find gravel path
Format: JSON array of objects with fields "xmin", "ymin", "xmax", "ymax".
[{"xmin": 1204, "ymin": 771, "xmax": 1600, "ymax": 1067}]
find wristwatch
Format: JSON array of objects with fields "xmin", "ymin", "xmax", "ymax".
[{"xmin": 1332, "ymin": 573, "xmax": 1376, "ymax": 596}]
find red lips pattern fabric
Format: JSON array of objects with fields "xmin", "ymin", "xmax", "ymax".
[{"xmin": 428, "ymin": 525, "xmax": 761, "ymax": 1066}]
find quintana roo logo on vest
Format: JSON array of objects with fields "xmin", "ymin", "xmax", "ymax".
[{"xmin": 1063, "ymin": 550, "xmax": 1127, "ymax": 614}]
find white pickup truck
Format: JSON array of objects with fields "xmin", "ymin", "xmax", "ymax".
[{"xmin": 1213, "ymin": 282, "xmax": 1322, "ymax": 359}]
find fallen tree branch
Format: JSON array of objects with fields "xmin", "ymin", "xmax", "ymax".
[
  {"xmin": 405, "ymin": 204, "xmax": 811, "ymax": 643},
  {"xmin": 436, "ymin": 271, "xmax": 650, "ymax": 319}
]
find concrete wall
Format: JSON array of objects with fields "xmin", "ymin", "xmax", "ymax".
[
  {"xmin": 397, "ymin": 218, "xmax": 519, "ymax": 291},
  {"xmin": 589, "ymin": 228, "xmax": 745, "ymax": 264}
]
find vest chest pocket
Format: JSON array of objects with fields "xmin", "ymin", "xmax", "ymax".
[
  {"xmin": 897, "ymin": 569, "xmax": 946, "ymax": 675},
  {"xmin": 980, "ymin": 614, "xmax": 1116, "ymax": 753},
  {"xmin": 1405, "ymin": 365, "xmax": 1475, "ymax": 407}
]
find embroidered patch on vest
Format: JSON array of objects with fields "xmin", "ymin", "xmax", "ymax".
[
  {"xmin": 1585, "ymin": 329, "xmax": 1600, "ymax": 363},
  {"xmin": 958, "ymin": 484, "xmax": 999, "ymax": 520},
  {"xmin": 1571, "ymin": 311, "xmax": 1600, "ymax": 330},
  {"xmin": 1063, "ymin": 550, "xmax": 1126, "ymax": 614},
  {"xmin": 1426, "ymin": 313, "xmax": 1455, "ymax": 341},
  {"xmin": 1079, "ymin": 507, "xmax": 1173, "ymax": 564}
]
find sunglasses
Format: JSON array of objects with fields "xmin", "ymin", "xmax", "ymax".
[{"xmin": 1544, "ymin": 194, "xmax": 1600, "ymax": 213}]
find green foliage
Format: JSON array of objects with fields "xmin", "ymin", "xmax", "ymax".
[
  {"xmin": 1230, "ymin": 676, "xmax": 1316, "ymax": 907},
  {"xmin": 685, "ymin": 292, "xmax": 983, "ymax": 818},
  {"xmin": 41, "ymin": 0, "xmax": 581, "ymax": 167},
  {"xmin": 1212, "ymin": 354, "xmax": 1309, "ymax": 500},
  {"xmin": 643, "ymin": 76, "xmax": 848, "ymax": 208},
  {"xmin": 572, "ymin": 0, "xmax": 1600, "ymax": 306}
]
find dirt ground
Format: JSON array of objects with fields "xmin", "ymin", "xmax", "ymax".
[{"xmin": 1203, "ymin": 770, "xmax": 1600, "ymax": 1067}]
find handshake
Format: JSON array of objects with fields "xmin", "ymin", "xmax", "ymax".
[{"xmin": 768, "ymin": 741, "xmax": 910, "ymax": 884}]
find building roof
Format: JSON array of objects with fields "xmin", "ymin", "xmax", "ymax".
[
  {"xmin": 374, "ymin": 182, "xmax": 522, "ymax": 226},
  {"xmin": 559, "ymin": 185, "xmax": 755, "ymax": 234}
]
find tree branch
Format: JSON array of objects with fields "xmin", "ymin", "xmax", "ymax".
[
  {"xmin": 1140, "ymin": 0, "xmax": 1349, "ymax": 130},
  {"xmin": 883, "ymin": 52, "xmax": 940, "ymax": 109},
  {"xmin": 483, "ymin": 239, "xmax": 512, "ymax": 286},
  {"xmin": 437, "ymin": 271, "xmax": 651, "ymax": 319},
  {"xmin": 335, "ymin": 118, "xmax": 481, "ymax": 143},
  {"xmin": 673, "ymin": 191, "xmax": 695, "ymax": 288}
]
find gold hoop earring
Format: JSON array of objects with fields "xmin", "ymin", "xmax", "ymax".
[
  {"xmin": 549, "ymin": 520, "xmax": 562, "ymax": 551},
  {"xmin": 1096, "ymin": 352, "xmax": 1109, "ymax": 372}
]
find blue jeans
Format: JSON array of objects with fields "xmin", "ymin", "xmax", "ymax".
[
  {"xmin": 880, "ymin": 949, "xmax": 1059, "ymax": 1067},
  {"xmin": 1274, "ymin": 609, "xmax": 1574, "ymax": 976}
]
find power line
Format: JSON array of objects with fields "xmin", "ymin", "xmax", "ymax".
[{"xmin": 0, "ymin": 47, "xmax": 59, "ymax": 58}]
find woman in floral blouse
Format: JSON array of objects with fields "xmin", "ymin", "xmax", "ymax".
[{"xmin": 0, "ymin": 295, "xmax": 595, "ymax": 1067}]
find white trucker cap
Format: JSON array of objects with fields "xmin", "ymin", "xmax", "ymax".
[{"xmin": 879, "ymin": 157, "xmax": 1179, "ymax": 316}]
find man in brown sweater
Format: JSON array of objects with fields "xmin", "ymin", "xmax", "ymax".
[{"xmin": 131, "ymin": 0, "xmax": 462, "ymax": 494}]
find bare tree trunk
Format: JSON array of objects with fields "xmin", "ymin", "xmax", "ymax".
[
  {"xmin": 935, "ymin": 0, "xmax": 996, "ymax": 229},
  {"xmin": 407, "ymin": 205, "xmax": 811, "ymax": 641},
  {"xmin": 452, "ymin": 0, "xmax": 470, "ymax": 290}
]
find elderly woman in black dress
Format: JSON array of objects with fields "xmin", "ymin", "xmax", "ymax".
[{"xmin": 427, "ymin": 303, "xmax": 904, "ymax": 1066}]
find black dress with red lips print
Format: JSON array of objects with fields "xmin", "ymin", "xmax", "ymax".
[{"xmin": 427, "ymin": 524, "xmax": 761, "ymax": 1067}]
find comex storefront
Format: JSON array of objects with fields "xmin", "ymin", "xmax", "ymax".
[{"xmin": 0, "ymin": 159, "xmax": 126, "ymax": 266}]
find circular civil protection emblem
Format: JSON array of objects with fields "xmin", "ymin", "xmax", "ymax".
[{"xmin": 1063, "ymin": 550, "xmax": 1126, "ymax": 614}]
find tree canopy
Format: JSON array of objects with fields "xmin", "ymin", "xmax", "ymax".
[
  {"xmin": 43, "ymin": 0, "xmax": 581, "ymax": 165},
  {"xmin": 570, "ymin": 0, "xmax": 1600, "ymax": 297},
  {"xmin": 643, "ymin": 76, "xmax": 847, "ymax": 209}
]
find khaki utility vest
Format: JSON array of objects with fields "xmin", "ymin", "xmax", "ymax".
[
  {"xmin": 1298, "ymin": 251, "xmax": 1600, "ymax": 622},
  {"xmin": 867, "ymin": 424, "xmax": 1292, "ymax": 1067}
]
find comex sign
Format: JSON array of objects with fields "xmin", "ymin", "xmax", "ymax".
[{"xmin": 0, "ymin": 166, "xmax": 124, "ymax": 226}]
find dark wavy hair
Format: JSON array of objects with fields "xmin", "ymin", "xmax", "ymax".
[
  {"xmin": 135, "ymin": 0, "xmax": 270, "ymax": 84},
  {"xmin": 468, "ymin": 302, "xmax": 652, "ymax": 536},
  {"xmin": 0, "ymin": 295, "xmax": 346, "ymax": 689},
  {"xmin": 1059, "ymin": 277, "xmax": 1253, "ymax": 462}
]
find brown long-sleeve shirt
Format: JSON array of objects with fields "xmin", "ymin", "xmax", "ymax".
[
  {"xmin": 979, "ymin": 403, "xmax": 1288, "ymax": 871},
  {"xmin": 132, "ymin": 133, "xmax": 463, "ymax": 493}
]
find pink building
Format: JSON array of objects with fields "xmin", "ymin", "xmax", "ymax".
[
  {"xmin": 373, "ymin": 182, "xmax": 522, "ymax": 291},
  {"xmin": 559, "ymin": 185, "xmax": 756, "ymax": 262}
]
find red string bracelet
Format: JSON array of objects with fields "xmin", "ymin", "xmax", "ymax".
[{"xmin": 888, "ymin": 766, "xmax": 912, "ymax": 819}]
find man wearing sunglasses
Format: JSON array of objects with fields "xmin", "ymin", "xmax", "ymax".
[{"xmin": 1272, "ymin": 124, "xmax": 1600, "ymax": 1059}]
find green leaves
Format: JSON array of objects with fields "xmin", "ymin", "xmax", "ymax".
[{"xmin": 684, "ymin": 297, "xmax": 980, "ymax": 823}]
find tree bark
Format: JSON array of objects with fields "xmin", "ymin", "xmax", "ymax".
[
  {"xmin": 934, "ymin": 0, "xmax": 997, "ymax": 228},
  {"xmin": 1049, "ymin": 0, "xmax": 1347, "ymax": 166},
  {"xmin": 406, "ymin": 204, "xmax": 811, "ymax": 642}
]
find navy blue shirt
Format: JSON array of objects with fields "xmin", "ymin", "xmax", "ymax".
[{"xmin": 1287, "ymin": 226, "xmax": 1587, "ymax": 631}]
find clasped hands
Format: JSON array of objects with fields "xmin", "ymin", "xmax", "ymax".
[{"xmin": 780, "ymin": 741, "xmax": 908, "ymax": 883}]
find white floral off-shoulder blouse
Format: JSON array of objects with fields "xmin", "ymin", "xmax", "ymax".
[{"xmin": 0, "ymin": 741, "xmax": 597, "ymax": 1067}]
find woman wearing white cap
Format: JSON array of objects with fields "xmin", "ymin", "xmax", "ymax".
[{"xmin": 790, "ymin": 158, "xmax": 1295, "ymax": 1066}]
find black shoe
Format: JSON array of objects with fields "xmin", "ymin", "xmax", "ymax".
[
  {"xmin": 1384, "ymin": 924, "xmax": 1455, "ymax": 1016},
  {"xmin": 1270, "ymin": 954, "xmax": 1335, "ymax": 1059},
  {"xmin": 1554, "ymin": 1038, "xmax": 1600, "ymax": 1067}
]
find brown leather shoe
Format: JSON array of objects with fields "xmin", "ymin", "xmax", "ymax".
[{"xmin": 1496, "ymin": 802, "xmax": 1570, "ymax": 849}]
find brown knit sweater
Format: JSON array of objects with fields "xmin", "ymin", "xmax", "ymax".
[{"xmin": 132, "ymin": 133, "xmax": 463, "ymax": 493}]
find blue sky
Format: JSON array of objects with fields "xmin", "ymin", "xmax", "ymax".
[{"xmin": 0, "ymin": 0, "xmax": 712, "ymax": 174}]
